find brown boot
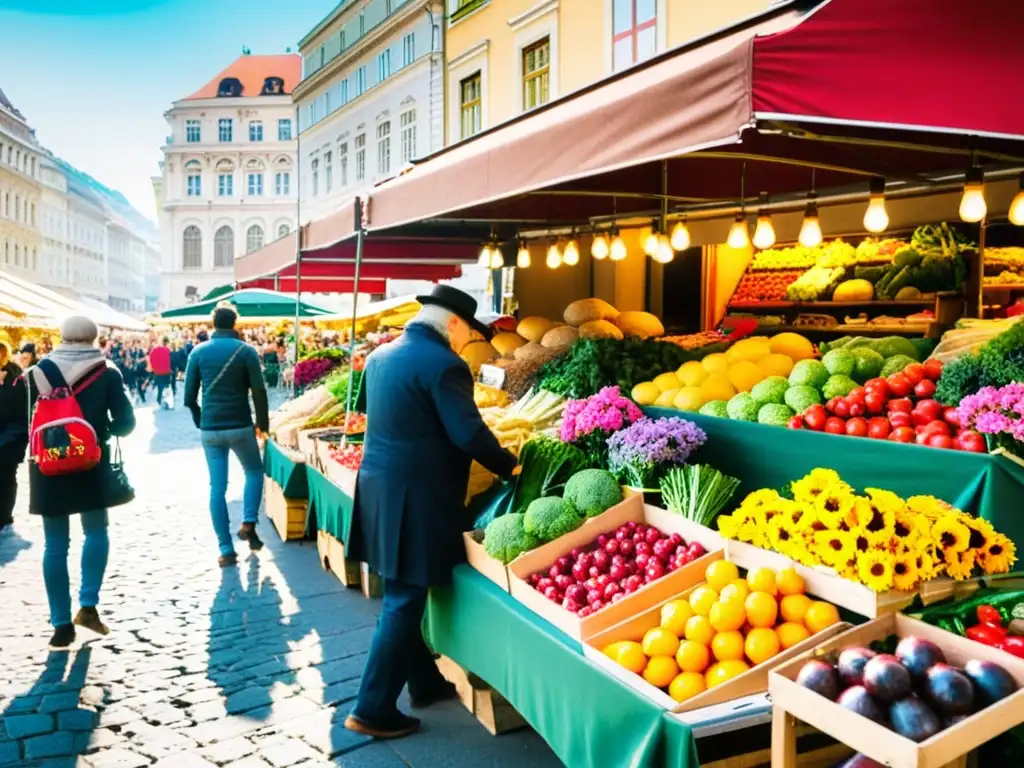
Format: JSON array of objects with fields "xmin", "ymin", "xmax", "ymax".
[
  {"xmin": 237, "ymin": 523, "xmax": 264, "ymax": 551},
  {"xmin": 73, "ymin": 607, "xmax": 110, "ymax": 636}
]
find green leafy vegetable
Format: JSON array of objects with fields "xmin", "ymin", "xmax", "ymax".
[
  {"xmin": 510, "ymin": 437, "xmax": 591, "ymax": 516},
  {"xmin": 523, "ymin": 497, "xmax": 583, "ymax": 541},
  {"xmin": 660, "ymin": 464, "xmax": 741, "ymax": 526},
  {"xmin": 483, "ymin": 513, "xmax": 538, "ymax": 564}
]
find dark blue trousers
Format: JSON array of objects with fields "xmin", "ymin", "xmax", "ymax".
[{"xmin": 352, "ymin": 578, "xmax": 448, "ymax": 722}]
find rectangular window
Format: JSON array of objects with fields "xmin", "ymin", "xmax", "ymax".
[
  {"xmin": 377, "ymin": 50, "xmax": 392, "ymax": 82},
  {"xmin": 340, "ymin": 80, "xmax": 349, "ymax": 105},
  {"xmin": 376, "ymin": 122, "xmax": 391, "ymax": 176},
  {"xmin": 311, "ymin": 159, "xmax": 319, "ymax": 195},
  {"xmin": 339, "ymin": 143, "xmax": 348, "ymax": 186},
  {"xmin": 325, "ymin": 90, "xmax": 332, "ymax": 115},
  {"xmin": 249, "ymin": 121, "xmax": 263, "ymax": 142},
  {"xmin": 357, "ymin": 66, "xmax": 367, "ymax": 95},
  {"xmin": 218, "ymin": 174, "xmax": 233, "ymax": 196},
  {"xmin": 355, "ymin": 134, "xmax": 366, "ymax": 182},
  {"xmin": 612, "ymin": 0, "xmax": 657, "ymax": 72},
  {"xmin": 402, "ymin": 33, "xmax": 415, "ymax": 67},
  {"xmin": 187, "ymin": 174, "xmax": 202, "ymax": 197},
  {"xmin": 218, "ymin": 118, "xmax": 233, "ymax": 142},
  {"xmin": 400, "ymin": 110, "xmax": 416, "ymax": 164},
  {"xmin": 460, "ymin": 73, "xmax": 482, "ymax": 139},
  {"xmin": 275, "ymin": 171, "xmax": 291, "ymax": 196},
  {"xmin": 522, "ymin": 38, "xmax": 551, "ymax": 110},
  {"xmin": 247, "ymin": 173, "xmax": 264, "ymax": 196},
  {"xmin": 185, "ymin": 120, "xmax": 201, "ymax": 143},
  {"xmin": 278, "ymin": 119, "xmax": 293, "ymax": 141},
  {"xmin": 325, "ymin": 151, "xmax": 333, "ymax": 192}
]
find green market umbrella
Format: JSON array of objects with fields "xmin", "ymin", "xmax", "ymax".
[
  {"xmin": 201, "ymin": 284, "xmax": 236, "ymax": 302},
  {"xmin": 159, "ymin": 288, "xmax": 333, "ymax": 322}
]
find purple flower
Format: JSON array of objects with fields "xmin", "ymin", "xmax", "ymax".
[
  {"xmin": 957, "ymin": 382, "xmax": 1024, "ymax": 449},
  {"xmin": 607, "ymin": 416, "xmax": 707, "ymax": 488}
]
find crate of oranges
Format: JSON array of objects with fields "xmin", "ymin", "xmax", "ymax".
[{"xmin": 583, "ymin": 560, "xmax": 851, "ymax": 712}]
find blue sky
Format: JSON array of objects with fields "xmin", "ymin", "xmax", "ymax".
[{"xmin": 0, "ymin": 0, "xmax": 332, "ymax": 222}]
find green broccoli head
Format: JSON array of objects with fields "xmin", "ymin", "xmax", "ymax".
[
  {"xmin": 699, "ymin": 400, "xmax": 730, "ymax": 418},
  {"xmin": 880, "ymin": 354, "xmax": 916, "ymax": 377},
  {"xmin": 788, "ymin": 359, "xmax": 829, "ymax": 390},
  {"xmin": 822, "ymin": 374, "xmax": 858, "ymax": 399},
  {"xmin": 784, "ymin": 385, "xmax": 821, "ymax": 414},
  {"xmin": 483, "ymin": 513, "xmax": 539, "ymax": 564},
  {"xmin": 868, "ymin": 336, "xmax": 920, "ymax": 361},
  {"xmin": 850, "ymin": 347, "xmax": 884, "ymax": 383},
  {"xmin": 758, "ymin": 403, "xmax": 795, "ymax": 426},
  {"xmin": 523, "ymin": 497, "xmax": 583, "ymax": 542},
  {"xmin": 750, "ymin": 376, "xmax": 789, "ymax": 405},
  {"xmin": 563, "ymin": 469, "xmax": 622, "ymax": 517},
  {"xmin": 726, "ymin": 392, "xmax": 759, "ymax": 421},
  {"xmin": 822, "ymin": 348, "xmax": 856, "ymax": 377}
]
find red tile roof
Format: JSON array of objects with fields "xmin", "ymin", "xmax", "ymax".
[{"xmin": 183, "ymin": 54, "xmax": 301, "ymax": 100}]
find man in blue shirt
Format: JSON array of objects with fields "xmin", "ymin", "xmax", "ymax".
[{"xmin": 184, "ymin": 306, "xmax": 270, "ymax": 566}]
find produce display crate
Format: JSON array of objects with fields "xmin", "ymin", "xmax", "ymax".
[
  {"xmin": 507, "ymin": 494, "xmax": 725, "ymax": 641},
  {"xmin": 264, "ymin": 478, "xmax": 309, "ymax": 542},
  {"xmin": 584, "ymin": 580, "xmax": 851, "ymax": 713},
  {"xmin": 322, "ymin": 457, "xmax": 358, "ymax": 498},
  {"xmin": 298, "ymin": 427, "xmax": 338, "ymax": 461},
  {"xmin": 435, "ymin": 655, "xmax": 527, "ymax": 736},
  {"xmin": 360, "ymin": 562, "xmax": 382, "ymax": 599},
  {"xmin": 768, "ymin": 614, "xmax": 1024, "ymax": 768},
  {"xmin": 464, "ymin": 530, "xmax": 510, "ymax": 592},
  {"xmin": 316, "ymin": 530, "xmax": 360, "ymax": 587},
  {"xmin": 697, "ymin": 721, "xmax": 854, "ymax": 768}
]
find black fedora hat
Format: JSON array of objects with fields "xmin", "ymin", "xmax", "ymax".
[{"xmin": 416, "ymin": 284, "xmax": 492, "ymax": 340}]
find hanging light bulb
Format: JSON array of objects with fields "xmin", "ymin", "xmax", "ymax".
[
  {"xmin": 654, "ymin": 236, "xmax": 674, "ymax": 264},
  {"xmin": 477, "ymin": 244, "xmax": 492, "ymax": 267},
  {"xmin": 751, "ymin": 193, "xmax": 775, "ymax": 250},
  {"xmin": 670, "ymin": 219, "xmax": 690, "ymax": 251},
  {"xmin": 727, "ymin": 215, "xmax": 750, "ymax": 249},
  {"xmin": 489, "ymin": 246, "xmax": 505, "ymax": 269},
  {"xmin": 590, "ymin": 232, "xmax": 610, "ymax": 260},
  {"xmin": 959, "ymin": 166, "xmax": 987, "ymax": 223},
  {"xmin": 516, "ymin": 241, "xmax": 531, "ymax": 268},
  {"xmin": 609, "ymin": 229, "xmax": 627, "ymax": 261},
  {"xmin": 1010, "ymin": 174, "xmax": 1024, "ymax": 226},
  {"xmin": 563, "ymin": 237, "xmax": 580, "ymax": 266},
  {"xmin": 863, "ymin": 176, "xmax": 890, "ymax": 234},
  {"xmin": 643, "ymin": 225, "xmax": 660, "ymax": 257},
  {"xmin": 798, "ymin": 198, "xmax": 823, "ymax": 248},
  {"xmin": 546, "ymin": 243, "xmax": 561, "ymax": 269}
]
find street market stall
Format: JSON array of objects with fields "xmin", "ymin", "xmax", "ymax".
[{"xmin": 158, "ymin": 287, "xmax": 334, "ymax": 323}]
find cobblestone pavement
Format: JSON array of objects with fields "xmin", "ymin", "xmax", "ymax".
[{"xmin": 0, "ymin": 390, "xmax": 563, "ymax": 768}]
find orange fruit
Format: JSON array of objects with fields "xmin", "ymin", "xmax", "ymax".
[
  {"xmin": 744, "ymin": 591, "xmax": 779, "ymax": 629},
  {"xmin": 684, "ymin": 615, "xmax": 715, "ymax": 646},
  {"xmin": 668, "ymin": 672, "xmax": 706, "ymax": 703},
  {"xmin": 776, "ymin": 567, "xmax": 806, "ymax": 596},
  {"xmin": 642, "ymin": 627, "xmax": 680, "ymax": 658},
  {"xmin": 746, "ymin": 567, "xmax": 778, "ymax": 596},
  {"xmin": 720, "ymin": 580, "xmax": 750, "ymax": 604},
  {"xmin": 711, "ymin": 630, "xmax": 745, "ymax": 662},
  {"xmin": 660, "ymin": 599, "xmax": 695, "ymax": 636},
  {"xmin": 804, "ymin": 601, "xmax": 841, "ymax": 634},
  {"xmin": 643, "ymin": 655, "xmax": 680, "ymax": 689},
  {"xmin": 689, "ymin": 586, "xmax": 719, "ymax": 618},
  {"xmin": 676, "ymin": 640, "xmax": 711, "ymax": 674},
  {"xmin": 776, "ymin": 622, "xmax": 811, "ymax": 650},
  {"xmin": 705, "ymin": 659, "xmax": 751, "ymax": 688},
  {"xmin": 744, "ymin": 628, "xmax": 781, "ymax": 665},
  {"xmin": 611, "ymin": 641, "xmax": 648, "ymax": 674},
  {"xmin": 709, "ymin": 599, "xmax": 746, "ymax": 633},
  {"xmin": 780, "ymin": 594, "xmax": 813, "ymax": 624},
  {"xmin": 705, "ymin": 560, "xmax": 740, "ymax": 592}
]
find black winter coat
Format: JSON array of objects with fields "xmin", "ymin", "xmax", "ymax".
[
  {"xmin": 347, "ymin": 324, "xmax": 517, "ymax": 587},
  {"xmin": 0, "ymin": 361, "xmax": 28, "ymax": 471},
  {"xmin": 28, "ymin": 363, "xmax": 136, "ymax": 517}
]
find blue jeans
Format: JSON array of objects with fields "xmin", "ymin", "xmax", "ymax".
[
  {"xmin": 42, "ymin": 510, "xmax": 109, "ymax": 627},
  {"xmin": 201, "ymin": 427, "xmax": 264, "ymax": 557},
  {"xmin": 352, "ymin": 579, "xmax": 448, "ymax": 723}
]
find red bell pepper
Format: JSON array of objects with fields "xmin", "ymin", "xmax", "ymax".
[
  {"xmin": 966, "ymin": 623, "xmax": 1007, "ymax": 647},
  {"xmin": 1000, "ymin": 635, "xmax": 1024, "ymax": 659},
  {"xmin": 976, "ymin": 604, "xmax": 1005, "ymax": 628}
]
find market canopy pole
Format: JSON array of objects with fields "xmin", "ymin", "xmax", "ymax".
[
  {"xmin": 292, "ymin": 104, "xmax": 303, "ymax": 395},
  {"xmin": 345, "ymin": 196, "xmax": 367, "ymax": 422}
]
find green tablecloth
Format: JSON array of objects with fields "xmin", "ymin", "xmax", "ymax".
[
  {"xmin": 647, "ymin": 407, "xmax": 1024, "ymax": 548},
  {"xmin": 263, "ymin": 439, "xmax": 309, "ymax": 499},
  {"xmin": 307, "ymin": 465, "xmax": 354, "ymax": 544},
  {"xmin": 424, "ymin": 566, "xmax": 699, "ymax": 768}
]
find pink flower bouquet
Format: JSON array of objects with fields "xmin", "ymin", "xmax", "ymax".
[
  {"xmin": 560, "ymin": 386, "xmax": 643, "ymax": 466},
  {"xmin": 957, "ymin": 382, "xmax": 1024, "ymax": 454}
]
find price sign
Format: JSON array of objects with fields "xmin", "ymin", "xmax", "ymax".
[{"xmin": 479, "ymin": 364, "xmax": 506, "ymax": 390}]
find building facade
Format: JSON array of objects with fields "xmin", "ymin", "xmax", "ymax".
[
  {"xmin": 0, "ymin": 87, "xmax": 43, "ymax": 281},
  {"xmin": 144, "ymin": 242, "xmax": 161, "ymax": 312},
  {"xmin": 39, "ymin": 155, "xmax": 72, "ymax": 289},
  {"xmin": 444, "ymin": 0, "xmax": 773, "ymax": 142},
  {"xmin": 157, "ymin": 53, "xmax": 300, "ymax": 307},
  {"xmin": 295, "ymin": 0, "xmax": 444, "ymax": 223},
  {"xmin": 67, "ymin": 185, "xmax": 109, "ymax": 302}
]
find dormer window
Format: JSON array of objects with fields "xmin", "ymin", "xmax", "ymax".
[
  {"xmin": 262, "ymin": 77, "xmax": 284, "ymax": 95},
  {"xmin": 217, "ymin": 77, "xmax": 243, "ymax": 97}
]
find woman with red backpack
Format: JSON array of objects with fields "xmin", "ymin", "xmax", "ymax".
[{"xmin": 26, "ymin": 316, "xmax": 136, "ymax": 648}]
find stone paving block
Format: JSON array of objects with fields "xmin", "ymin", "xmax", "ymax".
[
  {"xmin": 226, "ymin": 685, "xmax": 273, "ymax": 715},
  {"xmin": 95, "ymin": 705, "xmax": 141, "ymax": 728},
  {"xmin": 175, "ymin": 687, "xmax": 221, "ymax": 706},
  {"xmin": 198, "ymin": 735, "xmax": 258, "ymax": 764},
  {"xmin": 187, "ymin": 698, "xmax": 227, "ymax": 723},
  {"xmin": 82, "ymin": 748, "xmax": 150, "ymax": 768},
  {"xmin": 0, "ymin": 740, "xmax": 19, "ymax": 767},
  {"xmin": 279, "ymin": 710, "xmax": 371, "ymax": 759},
  {"xmin": 83, "ymin": 728, "xmax": 125, "ymax": 751},
  {"xmin": 151, "ymin": 753, "xmax": 218, "ymax": 768},
  {"xmin": 140, "ymin": 702, "xmax": 188, "ymax": 726},
  {"xmin": 330, "ymin": 742, "xmax": 409, "ymax": 768},
  {"xmin": 3, "ymin": 694, "xmax": 42, "ymax": 713},
  {"xmin": 39, "ymin": 693, "xmax": 81, "ymax": 714},
  {"xmin": 126, "ymin": 724, "xmax": 197, "ymax": 760},
  {"xmin": 3, "ymin": 712, "xmax": 54, "ymax": 739},
  {"xmin": 36, "ymin": 757, "xmax": 79, "ymax": 768},
  {"xmin": 79, "ymin": 687, "xmax": 106, "ymax": 708},
  {"xmin": 224, "ymin": 757, "xmax": 272, "ymax": 768},
  {"xmin": 24, "ymin": 730, "xmax": 76, "ymax": 760},
  {"xmin": 58, "ymin": 708, "xmax": 98, "ymax": 731},
  {"xmin": 260, "ymin": 738, "xmax": 322, "ymax": 768}
]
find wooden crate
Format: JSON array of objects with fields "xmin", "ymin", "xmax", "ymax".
[
  {"xmin": 360, "ymin": 562, "xmax": 382, "ymax": 599},
  {"xmin": 699, "ymin": 722, "xmax": 853, "ymax": 768},
  {"xmin": 435, "ymin": 655, "xmax": 527, "ymax": 736},
  {"xmin": 316, "ymin": 530, "xmax": 360, "ymax": 587},
  {"xmin": 769, "ymin": 614, "xmax": 1024, "ymax": 768},
  {"xmin": 264, "ymin": 478, "xmax": 308, "ymax": 542},
  {"xmin": 463, "ymin": 530, "xmax": 510, "ymax": 592}
]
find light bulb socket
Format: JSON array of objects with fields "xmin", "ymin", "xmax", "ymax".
[
  {"xmin": 1017, "ymin": 172, "xmax": 1024, "ymax": 192},
  {"xmin": 868, "ymin": 176, "xmax": 886, "ymax": 196},
  {"xmin": 965, "ymin": 166, "xmax": 984, "ymax": 187},
  {"xmin": 804, "ymin": 200, "xmax": 819, "ymax": 218}
]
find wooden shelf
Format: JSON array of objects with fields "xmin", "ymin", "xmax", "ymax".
[
  {"xmin": 729, "ymin": 299, "xmax": 933, "ymax": 311},
  {"xmin": 983, "ymin": 284, "xmax": 1024, "ymax": 293},
  {"xmin": 753, "ymin": 324, "xmax": 930, "ymax": 336}
]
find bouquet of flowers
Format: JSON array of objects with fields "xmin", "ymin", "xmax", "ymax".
[
  {"xmin": 715, "ymin": 468, "xmax": 1016, "ymax": 593},
  {"xmin": 559, "ymin": 386, "xmax": 642, "ymax": 466},
  {"xmin": 606, "ymin": 416, "xmax": 707, "ymax": 488},
  {"xmin": 294, "ymin": 357, "xmax": 341, "ymax": 389},
  {"xmin": 957, "ymin": 383, "xmax": 1024, "ymax": 455}
]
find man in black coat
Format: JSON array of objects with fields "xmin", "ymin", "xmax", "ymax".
[
  {"xmin": 0, "ymin": 342, "xmax": 28, "ymax": 530},
  {"xmin": 345, "ymin": 285, "xmax": 517, "ymax": 740}
]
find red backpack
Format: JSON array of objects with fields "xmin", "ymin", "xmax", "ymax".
[{"xmin": 30, "ymin": 360, "xmax": 107, "ymax": 477}]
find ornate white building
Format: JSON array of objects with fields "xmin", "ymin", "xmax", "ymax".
[
  {"xmin": 295, "ymin": 0, "xmax": 444, "ymax": 223},
  {"xmin": 67, "ymin": 185, "xmax": 109, "ymax": 302},
  {"xmin": 157, "ymin": 53, "xmax": 300, "ymax": 307},
  {"xmin": 39, "ymin": 155, "xmax": 72, "ymax": 288},
  {"xmin": 0, "ymin": 87, "xmax": 43, "ymax": 282}
]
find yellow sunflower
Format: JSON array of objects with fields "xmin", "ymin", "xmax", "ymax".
[
  {"xmin": 915, "ymin": 550, "xmax": 939, "ymax": 581},
  {"xmin": 767, "ymin": 515, "xmax": 800, "ymax": 554},
  {"xmin": 838, "ymin": 562, "xmax": 860, "ymax": 581},
  {"xmin": 737, "ymin": 521, "xmax": 759, "ymax": 544},
  {"xmin": 945, "ymin": 549, "xmax": 977, "ymax": 581},
  {"xmin": 892, "ymin": 549, "xmax": 920, "ymax": 592},
  {"xmin": 907, "ymin": 495, "xmax": 956, "ymax": 520},
  {"xmin": 788, "ymin": 541, "xmax": 817, "ymax": 567},
  {"xmin": 755, "ymin": 497, "xmax": 797, "ymax": 528},
  {"xmin": 978, "ymin": 534, "xmax": 1017, "ymax": 574},
  {"xmin": 931, "ymin": 516, "xmax": 971, "ymax": 555},
  {"xmin": 964, "ymin": 516, "xmax": 996, "ymax": 553},
  {"xmin": 856, "ymin": 550, "xmax": 895, "ymax": 592},
  {"xmin": 812, "ymin": 530, "xmax": 856, "ymax": 568},
  {"xmin": 864, "ymin": 488, "xmax": 906, "ymax": 514},
  {"xmin": 892, "ymin": 511, "xmax": 923, "ymax": 548},
  {"xmin": 859, "ymin": 500, "xmax": 896, "ymax": 547},
  {"xmin": 716, "ymin": 514, "xmax": 740, "ymax": 540},
  {"xmin": 852, "ymin": 531, "xmax": 873, "ymax": 556},
  {"xmin": 791, "ymin": 469, "xmax": 847, "ymax": 503},
  {"xmin": 742, "ymin": 488, "xmax": 783, "ymax": 508},
  {"xmin": 785, "ymin": 501, "xmax": 817, "ymax": 531},
  {"xmin": 815, "ymin": 487, "xmax": 857, "ymax": 530}
]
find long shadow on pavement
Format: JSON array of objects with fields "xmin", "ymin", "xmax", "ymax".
[{"xmin": 0, "ymin": 528, "xmax": 31, "ymax": 569}]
